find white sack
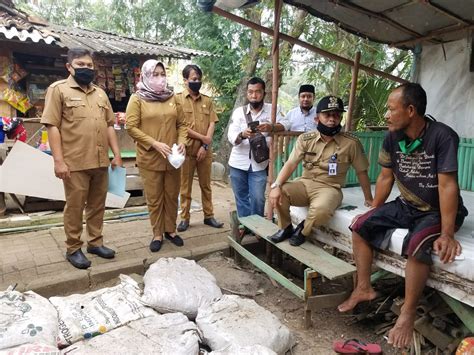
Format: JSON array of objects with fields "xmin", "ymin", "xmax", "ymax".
[
  {"xmin": 49, "ymin": 275, "xmax": 155, "ymax": 348},
  {"xmin": 142, "ymin": 257, "xmax": 222, "ymax": 319},
  {"xmin": 209, "ymin": 344, "xmax": 277, "ymax": 355},
  {"xmin": 0, "ymin": 343, "xmax": 60, "ymax": 355},
  {"xmin": 60, "ymin": 313, "xmax": 200, "ymax": 355},
  {"xmin": 196, "ymin": 295, "xmax": 293, "ymax": 355},
  {"xmin": 0, "ymin": 290, "xmax": 58, "ymax": 350}
]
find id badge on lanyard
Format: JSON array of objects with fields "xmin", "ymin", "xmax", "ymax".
[{"xmin": 328, "ymin": 154, "xmax": 337, "ymax": 176}]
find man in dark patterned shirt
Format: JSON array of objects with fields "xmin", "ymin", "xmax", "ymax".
[{"xmin": 338, "ymin": 83, "xmax": 468, "ymax": 349}]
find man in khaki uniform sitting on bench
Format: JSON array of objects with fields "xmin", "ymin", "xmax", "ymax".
[{"xmin": 269, "ymin": 95, "xmax": 373, "ymax": 246}]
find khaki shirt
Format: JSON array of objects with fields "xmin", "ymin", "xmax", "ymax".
[
  {"xmin": 288, "ymin": 131, "xmax": 369, "ymax": 188},
  {"xmin": 41, "ymin": 76, "xmax": 114, "ymax": 172},
  {"xmin": 126, "ymin": 93, "xmax": 188, "ymax": 171},
  {"xmin": 175, "ymin": 89, "xmax": 218, "ymax": 156}
]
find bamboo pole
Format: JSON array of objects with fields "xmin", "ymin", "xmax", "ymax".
[
  {"xmin": 212, "ymin": 6, "xmax": 407, "ymax": 84},
  {"xmin": 346, "ymin": 51, "xmax": 361, "ymax": 132}
]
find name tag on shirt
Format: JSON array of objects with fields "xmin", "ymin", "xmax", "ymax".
[{"xmin": 328, "ymin": 162, "xmax": 337, "ymax": 176}]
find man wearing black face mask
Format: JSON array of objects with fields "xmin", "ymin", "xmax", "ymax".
[
  {"xmin": 268, "ymin": 95, "xmax": 373, "ymax": 246},
  {"xmin": 176, "ymin": 64, "xmax": 224, "ymax": 231},
  {"xmin": 41, "ymin": 48, "xmax": 122, "ymax": 269},
  {"xmin": 228, "ymin": 77, "xmax": 289, "ymax": 219}
]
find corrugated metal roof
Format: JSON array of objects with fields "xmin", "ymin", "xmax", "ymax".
[
  {"xmin": 0, "ymin": 2, "xmax": 209, "ymax": 59},
  {"xmin": 283, "ymin": 0, "xmax": 474, "ymax": 49},
  {"xmin": 47, "ymin": 25, "xmax": 209, "ymax": 59},
  {"xmin": 0, "ymin": 2, "xmax": 57, "ymax": 44}
]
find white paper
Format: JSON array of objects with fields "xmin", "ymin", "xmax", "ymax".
[{"xmin": 0, "ymin": 141, "xmax": 129, "ymax": 208}]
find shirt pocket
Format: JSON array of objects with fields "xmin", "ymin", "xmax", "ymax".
[
  {"xmin": 64, "ymin": 100, "xmax": 87, "ymax": 120},
  {"xmin": 183, "ymin": 106, "xmax": 194, "ymax": 126}
]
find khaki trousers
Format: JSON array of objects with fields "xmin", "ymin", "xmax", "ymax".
[
  {"xmin": 179, "ymin": 154, "xmax": 214, "ymax": 220},
  {"xmin": 63, "ymin": 168, "xmax": 108, "ymax": 254},
  {"xmin": 140, "ymin": 167, "xmax": 180, "ymax": 237},
  {"xmin": 276, "ymin": 179, "xmax": 343, "ymax": 236}
]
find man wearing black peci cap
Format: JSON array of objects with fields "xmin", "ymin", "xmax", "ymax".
[
  {"xmin": 268, "ymin": 95, "xmax": 373, "ymax": 246},
  {"xmin": 286, "ymin": 84, "xmax": 317, "ymax": 132}
]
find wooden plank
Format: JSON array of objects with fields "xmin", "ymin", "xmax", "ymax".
[
  {"xmin": 440, "ymin": 292, "xmax": 474, "ymax": 333},
  {"xmin": 305, "ymin": 291, "xmax": 351, "ymax": 312},
  {"xmin": 239, "ymin": 215, "xmax": 356, "ymax": 280},
  {"xmin": 227, "ymin": 236, "xmax": 306, "ymax": 299},
  {"xmin": 125, "ymin": 175, "xmax": 143, "ymax": 191}
]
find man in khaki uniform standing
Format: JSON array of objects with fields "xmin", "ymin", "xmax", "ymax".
[
  {"xmin": 42, "ymin": 48, "xmax": 122, "ymax": 269},
  {"xmin": 269, "ymin": 95, "xmax": 373, "ymax": 246},
  {"xmin": 176, "ymin": 64, "xmax": 223, "ymax": 232}
]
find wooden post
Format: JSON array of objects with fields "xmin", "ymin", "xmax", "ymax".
[
  {"xmin": 265, "ymin": 0, "xmax": 282, "ymax": 221},
  {"xmin": 346, "ymin": 51, "xmax": 361, "ymax": 132}
]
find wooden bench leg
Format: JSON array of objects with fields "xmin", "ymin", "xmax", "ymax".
[
  {"xmin": 303, "ymin": 270, "xmax": 318, "ymax": 329},
  {"xmin": 265, "ymin": 242, "xmax": 273, "ymax": 265},
  {"xmin": 229, "ymin": 211, "xmax": 244, "ymax": 266}
]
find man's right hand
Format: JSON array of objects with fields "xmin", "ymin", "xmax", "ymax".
[
  {"xmin": 54, "ymin": 160, "xmax": 70, "ymax": 180},
  {"xmin": 269, "ymin": 187, "xmax": 282, "ymax": 209},
  {"xmin": 241, "ymin": 128, "xmax": 255, "ymax": 139},
  {"xmin": 152, "ymin": 141, "xmax": 172, "ymax": 159}
]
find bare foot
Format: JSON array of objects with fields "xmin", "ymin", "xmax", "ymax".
[
  {"xmin": 338, "ymin": 287, "xmax": 378, "ymax": 312},
  {"xmin": 387, "ymin": 311, "xmax": 415, "ymax": 349}
]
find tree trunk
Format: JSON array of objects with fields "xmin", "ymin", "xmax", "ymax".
[
  {"xmin": 263, "ymin": 8, "xmax": 308, "ymax": 99},
  {"xmin": 216, "ymin": 8, "xmax": 263, "ymax": 170}
]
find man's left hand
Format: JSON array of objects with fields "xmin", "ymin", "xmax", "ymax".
[
  {"xmin": 433, "ymin": 234, "xmax": 461, "ymax": 263},
  {"xmin": 257, "ymin": 122, "xmax": 273, "ymax": 133},
  {"xmin": 178, "ymin": 143, "xmax": 186, "ymax": 155},
  {"xmin": 196, "ymin": 146, "xmax": 207, "ymax": 162},
  {"xmin": 110, "ymin": 155, "xmax": 123, "ymax": 170}
]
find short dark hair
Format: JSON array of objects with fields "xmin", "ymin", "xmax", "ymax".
[
  {"xmin": 247, "ymin": 77, "xmax": 265, "ymax": 91},
  {"xmin": 396, "ymin": 82, "xmax": 427, "ymax": 116},
  {"xmin": 67, "ymin": 48, "xmax": 93, "ymax": 63},
  {"xmin": 182, "ymin": 64, "xmax": 202, "ymax": 79}
]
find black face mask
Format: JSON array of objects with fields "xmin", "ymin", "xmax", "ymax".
[
  {"xmin": 72, "ymin": 67, "xmax": 95, "ymax": 85},
  {"xmin": 249, "ymin": 100, "xmax": 263, "ymax": 110},
  {"xmin": 188, "ymin": 81, "xmax": 202, "ymax": 93},
  {"xmin": 317, "ymin": 121, "xmax": 342, "ymax": 136}
]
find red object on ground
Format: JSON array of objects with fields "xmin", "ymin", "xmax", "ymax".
[
  {"xmin": 333, "ymin": 339, "xmax": 383, "ymax": 354},
  {"xmin": 457, "ymin": 337, "xmax": 474, "ymax": 355}
]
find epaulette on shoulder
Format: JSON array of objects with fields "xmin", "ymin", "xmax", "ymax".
[
  {"xmin": 341, "ymin": 132, "xmax": 360, "ymax": 141},
  {"xmin": 49, "ymin": 79, "xmax": 67, "ymax": 88},
  {"xmin": 302, "ymin": 132, "xmax": 317, "ymax": 141}
]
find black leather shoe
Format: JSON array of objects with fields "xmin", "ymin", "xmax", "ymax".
[
  {"xmin": 289, "ymin": 230, "xmax": 306, "ymax": 246},
  {"xmin": 87, "ymin": 245, "xmax": 116, "ymax": 259},
  {"xmin": 164, "ymin": 232, "xmax": 184, "ymax": 247},
  {"xmin": 292, "ymin": 220, "xmax": 305, "ymax": 239},
  {"xmin": 149, "ymin": 238, "xmax": 162, "ymax": 252},
  {"xmin": 177, "ymin": 220, "xmax": 190, "ymax": 232},
  {"xmin": 270, "ymin": 224, "xmax": 294, "ymax": 243},
  {"xmin": 66, "ymin": 249, "xmax": 91, "ymax": 269},
  {"xmin": 204, "ymin": 217, "xmax": 224, "ymax": 228}
]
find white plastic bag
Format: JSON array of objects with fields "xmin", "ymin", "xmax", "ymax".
[
  {"xmin": 167, "ymin": 143, "xmax": 185, "ymax": 169},
  {"xmin": 0, "ymin": 290, "xmax": 58, "ymax": 351},
  {"xmin": 49, "ymin": 275, "xmax": 155, "ymax": 348},
  {"xmin": 196, "ymin": 295, "xmax": 293, "ymax": 355},
  {"xmin": 142, "ymin": 257, "xmax": 222, "ymax": 319},
  {"xmin": 60, "ymin": 313, "xmax": 201, "ymax": 355}
]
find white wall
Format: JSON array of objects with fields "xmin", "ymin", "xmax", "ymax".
[{"xmin": 419, "ymin": 38, "xmax": 474, "ymax": 138}]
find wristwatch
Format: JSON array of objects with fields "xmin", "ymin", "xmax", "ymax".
[
  {"xmin": 270, "ymin": 182, "xmax": 281, "ymax": 189},
  {"xmin": 239, "ymin": 132, "xmax": 247, "ymax": 140},
  {"xmin": 202, "ymin": 144, "xmax": 209, "ymax": 151}
]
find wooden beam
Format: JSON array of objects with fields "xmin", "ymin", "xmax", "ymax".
[
  {"xmin": 392, "ymin": 23, "xmax": 474, "ymax": 48},
  {"xmin": 346, "ymin": 51, "xmax": 360, "ymax": 132},
  {"xmin": 266, "ymin": 0, "xmax": 282, "ymax": 221},
  {"xmin": 212, "ymin": 6, "xmax": 407, "ymax": 84}
]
